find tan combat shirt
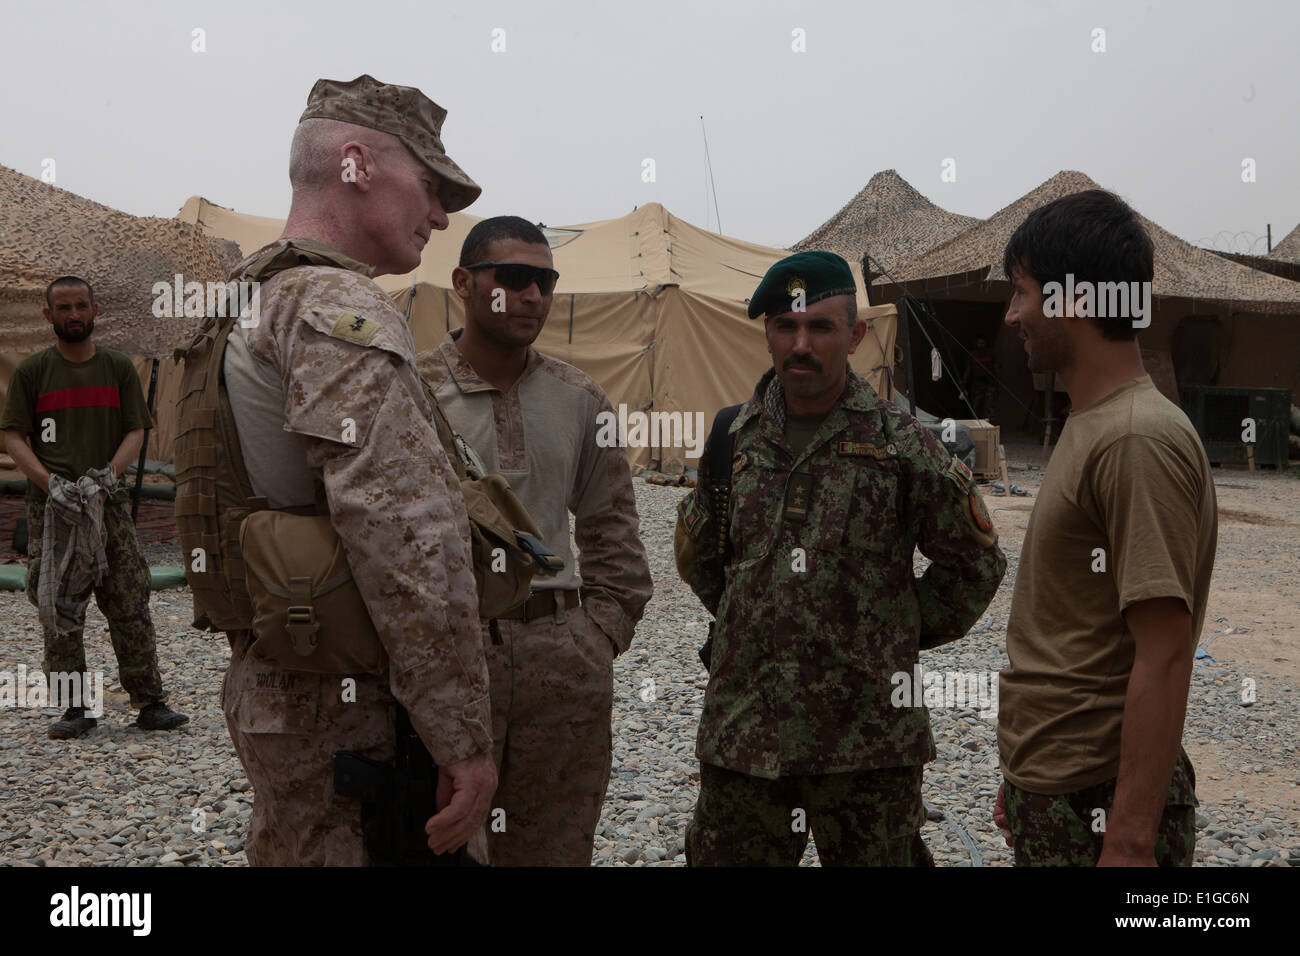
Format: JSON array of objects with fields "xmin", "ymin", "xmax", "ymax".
[
  {"xmin": 418, "ymin": 329, "xmax": 652, "ymax": 652},
  {"xmin": 226, "ymin": 239, "xmax": 491, "ymax": 766},
  {"xmin": 999, "ymin": 377, "xmax": 1217, "ymax": 794}
]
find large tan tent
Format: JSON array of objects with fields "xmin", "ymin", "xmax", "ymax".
[
  {"xmin": 792, "ymin": 169, "xmax": 980, "ymax": 280},
  {"xmin": 177, "ymin": 198, "xmax": 898, "ymax": 472},
  {"xmin": 882, "ymin": 170, "xmax": 1300, "ymax": 422},
  {"xmin": 0, "ymin": 165, "xmax": 230, "ymax": 469},
  {"xmin": 176, "ymin": 198, "xmax": 286, "ymax": 272}
]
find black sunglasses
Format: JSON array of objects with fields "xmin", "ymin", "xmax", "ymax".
[{"xmin": 462, "ymin": 261, "xmax": 560, "ymax": 296}]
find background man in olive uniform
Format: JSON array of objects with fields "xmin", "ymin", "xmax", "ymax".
[
  {"xmin": 675, "ymin": 251, "xmax": 1006, "ymax": 866},
  {"xmin": 2, "ymin": 276, "xmax": 187, "ymax": 739},
  {"xmin": 184, "ymin": 75, "xmax": 496, "ymax": 865},
  {"xmin": 963, "ymin": 335, "xmax": 998, "ymax": 420}
]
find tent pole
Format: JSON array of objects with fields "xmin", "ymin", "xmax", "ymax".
[
  {"xmin": 131, "ymin": 358, "xmax": 159, "ymax": 525},
  {"xmin": 898, "ymin": 296, "xmax": 917, "ymax": 417}
]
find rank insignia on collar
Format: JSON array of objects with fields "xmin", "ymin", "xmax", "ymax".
[
  {"xmin": 783, "ymin": 473, "xmax": 812, "ymax": 523},
  {"xmin": 732, "ymin": 451, "xmax": 750, "ymax": 474}
]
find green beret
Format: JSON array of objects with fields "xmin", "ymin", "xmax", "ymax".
[{"xmin": 747, "ymin": 250, "xmax": 857, "ymax": 319}]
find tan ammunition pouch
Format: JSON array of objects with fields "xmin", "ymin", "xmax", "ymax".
[
  {"xmin": 173, "ymin": 271, "xmax": 386, "ymax": 671},
  {"xmin": 461, "ymin": 474, "xmax": 556, "ymax": 619},
  {"xmin": 232, "ymin": 459, "xmax": 557, "ymax": 672},
  {"xmin": 239, "ymin": 509, "xmax": 387, "ymax": 675},
  {"xmin": 424, "ymin": 383, "xmax": 562, "ymax": 619},
  {"xmin": 175, "ymin": 248, "xmax": 559, "ymax": 666}
]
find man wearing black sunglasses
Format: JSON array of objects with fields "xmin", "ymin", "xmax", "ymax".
[
  {"xmin": 461, "ymin": 260, "xmax": 561, "ymax": 297},
  {"xmin": 419, "ymin": 216, "xmax": 652, "ymax": 866}
]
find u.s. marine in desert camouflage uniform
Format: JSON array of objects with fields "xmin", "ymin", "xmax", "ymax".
[
  {"xmin": 220, "ymin": 239, "xmax": 492, "ymax": 865},
  {"xmin": 675, "ymin": 251, "xmax": 1006, "ymax": 866},
  {"xmin": 192, "ymin": 74, "xmax": 496, "ymax": 865}
]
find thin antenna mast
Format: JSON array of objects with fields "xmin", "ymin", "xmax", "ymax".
[{"xmin": 700, "ymin": 115, "xmax": 723, "ymax": 234}]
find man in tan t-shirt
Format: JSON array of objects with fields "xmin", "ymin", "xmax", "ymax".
[{"xmin": 994, "ymin": 189, "xmax": 1217, "ymax": 866}]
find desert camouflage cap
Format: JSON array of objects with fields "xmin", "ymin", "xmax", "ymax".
[{"xmin": 299, "ymin": 74, "xmax": 482, "ymax": 213}]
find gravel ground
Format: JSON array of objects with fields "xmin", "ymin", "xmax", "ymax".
[{"xmin": 1, "ymin": 460, "xmax": 1297, "ymax": 867}]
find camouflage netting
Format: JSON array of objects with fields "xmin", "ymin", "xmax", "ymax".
[
  {"xmin": 792, "ymin": 169, "xmax": 980, "ymax": 277},
  {"xmin": 0, "ymin": 164, "xmax": 230, "ymax": 357},
  {"xmin": 1270, "ymin": 223, "xmax": 1300, "ymax": 264},
  {"xmin": 208, "ymin": 237, "xmax": 245, "ymax": 274},
  {"xmin": 891, "ymin": 170, "xmax": 1300, "ymax": 314}
]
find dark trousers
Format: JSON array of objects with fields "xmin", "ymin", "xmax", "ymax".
[{"xmin": 686, "ymin": 762, "xmax": 934, "ymax": 866}]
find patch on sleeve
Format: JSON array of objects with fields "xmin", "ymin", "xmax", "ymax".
[
  {"xmin": 945, "ymin": 456, "xmax": 974, "ymax": 489},
  {"xmin": 329, "ymin": 312, "xmax": 380, "ymax": 345},
  {"xmin": 678, "ymin": 491, "xmax": 707, "ymax": 539},
  {"xmin": 965, "ymin": 485, "xmax": 997, "ymax": 547}
]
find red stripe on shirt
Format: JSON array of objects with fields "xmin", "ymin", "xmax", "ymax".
[{"xmin": 34, "ymin": 386, "xmax": 121, "ymax": 413}]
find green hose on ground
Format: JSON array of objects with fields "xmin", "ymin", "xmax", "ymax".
[
  {"xmin": 1, "ymin": 479, "xmax": 175, "ymax": 501},
  {"xmin": 0, "ymin": 565, "xmax": 188, "ymax": 591}
]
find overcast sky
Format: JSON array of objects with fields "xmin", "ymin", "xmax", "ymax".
[{"xmin": 3, "ymin": 0, "xmax": 1296, "ymax": 253}]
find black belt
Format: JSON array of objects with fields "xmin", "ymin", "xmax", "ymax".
[{"xmin": 495, "ymin": 589, "xmax": 580, "ymax": 622}]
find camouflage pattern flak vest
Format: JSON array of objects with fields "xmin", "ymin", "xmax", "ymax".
[
  {"xmin": 172, "ymin": 287, "xmax": 264, "ymax": 633},
  {"xmin": 173, "ymin": 244, "xmax": 338, "ymax": 632},
  {"xmin": 174, "ymin": 245, "xmax": 560, "ymax": 633}
]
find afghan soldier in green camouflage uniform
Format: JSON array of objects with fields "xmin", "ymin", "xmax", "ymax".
[{"xmin": 675, "ymin": 251, "xmax": 1006, "ymax": 866}]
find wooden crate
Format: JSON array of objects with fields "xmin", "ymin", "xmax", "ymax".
[{"xmin": 955, "ymin": 419, "xmax": 1001, "ymax": 477}]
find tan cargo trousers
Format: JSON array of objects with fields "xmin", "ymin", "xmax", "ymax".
[
  {"xmin": 223, "ymin": 630, "xmax": 491, "ymax": 866},
  {"xmin": 484, "ymin": 595, "xmax": 615, "ymax": 866},
  {"xmin": 220, "ymin": 629, "xmax": 391, "ymax": 865}
]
